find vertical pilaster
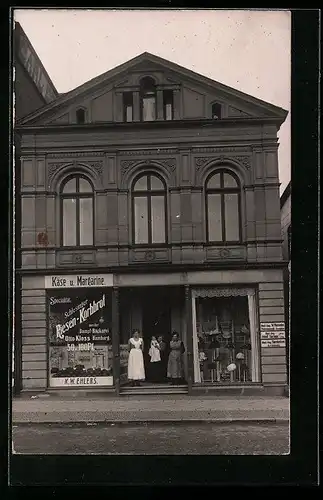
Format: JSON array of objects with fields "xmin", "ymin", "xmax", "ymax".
[
  {"xmin": 173, "ymin": 89, "xmax": 181, "ymax": 120},
  {"xmin": 112, "ymin": 286, "xmax": 120, "ymax": 396},
  {"xmin": 185, "ymin": 284, "xmax": 194, "ymax": 394},
  {"xmin": 157, "ymin": 89, "xmax": 164, "ymax": 120},
  {"xmin": 133, "ymin": 91, "xmax": 140, "ymax": 121}
]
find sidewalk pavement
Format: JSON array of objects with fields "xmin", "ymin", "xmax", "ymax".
[{"xmin": 12, "ymin": 395, "xmax": 290, "ymax": 424}]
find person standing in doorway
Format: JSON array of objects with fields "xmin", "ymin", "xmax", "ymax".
[
  {"xmin": 167, "ymin": 331, "xmax": 185, "ymax": 385},
  {"xmin": 148, "ymin": 336, "xmax": 161, "ymax": 382},
  {"xmin": 157, "ymin": 335, "xmax": 167, "ymax": 382},
  {"xmin": 127, "ymin": 329, "xmax": 145, "ymax": 386}
]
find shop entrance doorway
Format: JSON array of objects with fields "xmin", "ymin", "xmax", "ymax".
[{"xmin": 141, "ymin": 287, "xmax": 172, "ymax": 383}]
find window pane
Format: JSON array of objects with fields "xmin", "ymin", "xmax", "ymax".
[
  {"xmin": 62, "ymin": 178, "xmax": 76, "ymax": 193},
  {"xmin": 150, "ymin": 175, "xmax": 164, "ymax": 190},
  {"xmin": 224, "ymin": 193, "xmax": 240, "ymax": 241},
  {"xmin": 165, "ymin": 103, "xmax": 173, "ymax": 120},
  {"xmin": 223, "ymin": 173, "xmax": 238, "ymax": 188},
  {"xmin": 134, "ymin": 197, "xmax": 148, "ymax": 243},
  {"xmin": 151, "ymin": 196, "xmax": 166, "ymax": 243},
  {"xmin": 134, "ymin": 176, "xmax": 148, "ymax": 191},
  {"xmin": 207, "ymin": 174, "xmax": 221, "ymax": 189},
  {"xmin": 63, "ymin": 198, "xmax": 77, "ymax": 246},
  {"xmin": 207, "ymin": 194, "xmax": 222, "ymax": 241},
  {"xmin": 126, "ymin": 105, "xmax": 133, "ymax": 122},
  {"xmin": 142, "ymin": 96, "xmax": 156, "ymax": 121},
  {"xmin": 76, "ymin": 108, "xmax": 85, "ymax": 124},
  {"xmin": 79, "ymin": 178, "xmax": 92, "ymax": 193},
  {"xmin": 79, "ymin": 198, "xmax": 93, "ymax": 245}
]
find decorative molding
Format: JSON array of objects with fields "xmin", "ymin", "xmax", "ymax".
[
  {"xmin": 73, "ymin": 253, "xmax": 83, "ymax": 264},
  {"xmin": 195, "ymin": 154, "xmax": 251, "ymax": 172},
  {"xmin": 121, "ymin": 160, "xmax": 137, "ymax": 177},
  {"xmin": 219, "ymin": 248, "xmax": 231, "ymax": 258},
  {"xmin": 120, "ymin": 149, "xmax": 177, "ymax": 156},
  {"xmin": 162, "ymin": 158, "xmax": 177, "ymax": 171},
  {"xmin": 47, "ymin": 163, "xmax": 66, "ymax": 185},
  {"xmin": 47, "ymin": 160, "xmax": 103, "ymax": 186},
  {"xmin": 47, "ymin": 152, "xmax": 104, "ymax": 158},
  {"xmin": 195, "ymin": 157, "xmax": 213, "ymax": 170},
  {"xmin": 193, "ymin": 146, "xmax": 251, "ymax": 154},
  {"xmin": 88, "ymin": 161, "xmax": 103, "ymax": 179},
  {"xmin": 120, "ymin": 157, "xmax": 177, "ymax": 182},
  {"xmin": 145, "ymin": 250, "xmax": 156, "ymax": 261},
  {"xmin": 234, "ymin": 156, "xmax": 251, "ymax": 170}
]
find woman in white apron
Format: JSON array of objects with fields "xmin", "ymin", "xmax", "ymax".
[{"xmin": 127, "ymin": 330, "xmax": 145, "ymax": 386}]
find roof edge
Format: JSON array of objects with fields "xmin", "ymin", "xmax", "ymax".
[
  {"xmin": 280, "ymin": 180, "xmax": 291, "ymax": 208},
  {"xmin": 17, "ymin": 51, "xmax": 289, "ymax": 126}
]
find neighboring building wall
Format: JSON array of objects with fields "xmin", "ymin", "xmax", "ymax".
[
  {"xmin": 14, "ymin": 59, "xmax": 47, "ymax": 121},
  {"xmin": 21, "ymin": 276, "xmax": 47, "ymax": 389},
  {"xmin": 280, "ymin": 182, "xmax": 291, "ymax": 379}
]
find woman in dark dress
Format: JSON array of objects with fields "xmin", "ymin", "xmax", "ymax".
[
  {"xmin": 167, "ymin": 331, "xmax": 185, "ymax": 385},
  {"xmin": 157, "ymin": 335, "xmax": 167, "ymax": 382}
]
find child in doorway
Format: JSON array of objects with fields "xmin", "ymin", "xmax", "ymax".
[{"xmin": 148, "ymin": 336, "xmax": 161, "ymax": 382}]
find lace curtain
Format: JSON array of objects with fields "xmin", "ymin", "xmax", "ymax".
[{"xmin": 192, "ymin": 287, "xmax": 255, "ymax": 298}]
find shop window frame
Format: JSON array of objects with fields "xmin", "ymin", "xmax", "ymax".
[{"xmin": 205, "ymin": 168, "xmax": 243, "ymax": 245}]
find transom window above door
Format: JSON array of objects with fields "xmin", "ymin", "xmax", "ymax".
[
  {"xmin": 205, "ymin": 169, "xmax": 242, "ymax": 244},
  {"xmin": 60, "ymin": 174, "xmax": 94, "ymax": 247},
  {"xmin": 132, "ymin": 173, "xmax": 167, "ymax": 245}
]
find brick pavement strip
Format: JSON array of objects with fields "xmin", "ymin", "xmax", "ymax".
[{"xmin": 12, "ymin": 397, "xmax": 290, "ymax": 423}]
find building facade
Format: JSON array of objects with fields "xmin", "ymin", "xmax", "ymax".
[{"xmin": 15, "ymin": 53, "xmax": 289, "ymax": 396}]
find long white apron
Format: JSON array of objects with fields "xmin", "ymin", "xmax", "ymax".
[{"xmin": 127, "ymin": 338, "xmax": 145, "ymax": 380}]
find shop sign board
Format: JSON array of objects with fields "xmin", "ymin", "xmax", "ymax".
[
  {"xmin": 260, "ymin": 322, "xmax": 286, "ymax": 347},
  {"xmin": 50, "ymin": 376, "xmax": 113, "ymax": 387},
  {"xmin": 45, "ymin": 274, "xmax": 113, "ymax": 289}
]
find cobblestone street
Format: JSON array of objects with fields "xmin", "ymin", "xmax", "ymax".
[{"xmin": 12, "ymin": 422, "xmax": 289, "ymax": 455}]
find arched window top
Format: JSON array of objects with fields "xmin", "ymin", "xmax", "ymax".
[
  {"xmin": 76, "ymin": 107, "xmax": 86, "ymax": 124},
  {"xmin": 140, "ymin": 76, "xmax": 156, "ymax": 94},
  {"xmin": 61, "ymin": 174, "xmax": 93, "ymax": 194},
  {"xmin": 206, "ymin": 169, "xmax": 240, "ymax": 190},
  {"xmin": 211, "ymin": 102, "xmax": 222, "ymax": 119},
  {"xmin": 133, "ymin": 173, "xmax": 165, "ymax": 192}
]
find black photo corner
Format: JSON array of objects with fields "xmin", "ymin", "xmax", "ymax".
[{"xmin": 2, "ymin": 7, "xmax": 319, "ymax": 488}]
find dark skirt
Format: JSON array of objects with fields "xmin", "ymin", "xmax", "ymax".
[{"xmin": 149, "ymin": 361, "xmax": 161, "ymax": 382}]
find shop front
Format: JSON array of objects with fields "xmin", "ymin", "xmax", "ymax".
[
  {"xmin": 191, "ymin": 287, "xmax": 260, "ymax": 386},
  {"xmin": 20, "ymin": 269, "xmax": 287, "ymax": 395}
]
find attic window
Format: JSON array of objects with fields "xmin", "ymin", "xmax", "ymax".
[
  {"xmin": 211, "ymin": 103, "xmax": 222, "ymax": 120},
  {"xmin": 140, "ymin": 76, "xmax": 156, "ymax": 121},
  {"xmin": 123, "ymin": 92, "xmax": 133, "ymax": 122},
  {"xmin": 163, "ymin": 90, "xmax": 173, "ymax": 120},
  {"xmin": 76, "ymin": 108, "xmax": 86, "ymax": 124}
]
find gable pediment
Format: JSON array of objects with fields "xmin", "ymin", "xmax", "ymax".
[{"xmin": 17, "ymin": 51, "xmax": 287, "ymax": 127}]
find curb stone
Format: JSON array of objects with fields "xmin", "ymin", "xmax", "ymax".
[{"xmin": 13, "ymin": 418, "xmax": 289, "ymax": 426}]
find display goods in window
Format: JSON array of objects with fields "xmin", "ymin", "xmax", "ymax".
[{"xmin": 48, "ymin": 289, "xmax": 113, "ymax": 387}]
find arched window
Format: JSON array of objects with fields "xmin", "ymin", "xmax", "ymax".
[
  {"xmin": 132, "ymin": 173, "xmax": 167, "ymax": 245},
  {"xmin": 211, "ymin": 102, "xmax": 222, "ymax": 119},
  {"xmin": 140, "ymin": 77, "xmax": 156, "ymax": 121},
  {"xmin": 60, "ymin": 175, "xmax": 94, "ymax": 246},
  {"xmin": 76, "ymin": 108, "xmax": 86, "ymax": 124},
  {"xmin": 205, "ymin": 169, "xmax": 242, "ymax": 243}
]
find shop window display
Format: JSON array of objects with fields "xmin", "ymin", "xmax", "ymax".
[
  {"xmin": 48, "ymin": 289, "xmax": 113, "ymax": 387},
  {"xmin": 195, "ymin": 295, "xmax": 254, "ymax": 384}
]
